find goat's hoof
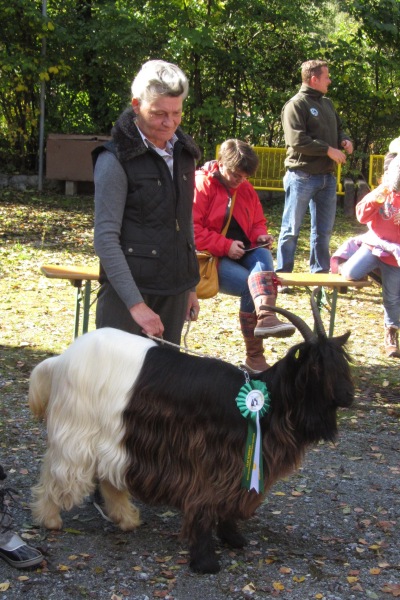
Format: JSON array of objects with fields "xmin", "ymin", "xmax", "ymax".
[
  {"xmin": 190, "ymin": 555, "xmax": 220, "ymax": 574},
  {"xmin": 43, "ymin": 515, "xmax": 63, "ymax": 530}
]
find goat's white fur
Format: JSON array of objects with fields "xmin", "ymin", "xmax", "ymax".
[{"xmin": 29, "ymin": 328, "xmax": 155, "ymax": 530}]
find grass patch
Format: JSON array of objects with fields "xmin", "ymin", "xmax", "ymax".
[{"xmin": 0, "ymin": 188, "xmax": 399, "ymax": 404}]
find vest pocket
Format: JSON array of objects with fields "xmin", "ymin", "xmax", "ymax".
[{"xmin": 123, "ymin": 241, "xmax": 160, "ymax": 283}]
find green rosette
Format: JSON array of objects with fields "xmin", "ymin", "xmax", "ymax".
[{"xmin": 235, "ymin": 380, "xmax": 270, "ymax": 493}]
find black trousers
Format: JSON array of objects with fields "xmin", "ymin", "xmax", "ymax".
[{"xmin": 95, "ymin": 282, "xmax": 189, "ymax": 345}]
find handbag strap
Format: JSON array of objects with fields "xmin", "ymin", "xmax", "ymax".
[
  {"xmin": 213, "ymin": 170, "xmax": 237, "ymax": 236},
  {"xmin": 221, "ymin": 191, "xmax": 237, "ymax": 236}
]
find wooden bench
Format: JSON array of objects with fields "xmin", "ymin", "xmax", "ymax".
[
  {"xmin": 277, "ymin": 272, "xmax": 372, "ymax": 337},
  {"xmin": 41, "ymin": 264, "xmax": 99, "ymax": 338},
  {"xmin": 41, "ymin": 264, "xmax": 372, "ymax": 341}
]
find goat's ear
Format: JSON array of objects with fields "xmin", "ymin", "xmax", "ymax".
[{"xmin": 334, "ymin": 331, "xmax": 351, "ymax": 346}]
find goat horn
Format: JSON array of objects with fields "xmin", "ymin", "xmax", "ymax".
[
  {"xmin": 310, "ymin": 287, "xmax": 327, "ymax": 338},
  {"xmin": 259, "ymin": 305, "xmax": 315, "ymax": 341}
]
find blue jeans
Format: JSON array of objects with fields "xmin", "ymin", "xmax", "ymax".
[
  {"xmin": 340, "ymin": 245, "xmax": 400, "ymax": 328},
  {"xmin": 218, "ymin": 247, "xmax": 274, "ymax": 312},
  {"xmin": 277, "ymin": 170, "xmax": 337, "ymax": 273}
]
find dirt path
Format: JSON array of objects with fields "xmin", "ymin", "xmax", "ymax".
[{"xmin": 1, "ymin": 374, "xmax": 399, "ymax": 600}]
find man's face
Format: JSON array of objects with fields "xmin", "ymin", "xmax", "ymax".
[
  {"xmin": 132, "ymin": 95, "xmax": 183, "ymax": 149},
  {"xmin": 311, "ymin": 66, "xmax": 331, "ymax": 94}
]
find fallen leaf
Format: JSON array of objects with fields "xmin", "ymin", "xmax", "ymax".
[
  {"xmin": 242, "ymin": 583, "xmax": 256, "ymax": 592},
  {"xmin": 381, "ymin": 583, "xmax": 400, "ymax": 596},
  {"xmin": 279, "ymin": 566, "xmax": 292, "ymax": 574},
  {"xmin": 273, "ymin": 582, "xmax": 285, "ymax": 591}
]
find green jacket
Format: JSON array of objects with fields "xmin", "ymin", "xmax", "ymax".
[{"xmin": 282, "ymin": 84, "xmax": 351, "ymax": 174}]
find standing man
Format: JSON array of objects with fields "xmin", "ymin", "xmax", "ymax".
[
  {"xmin": 93, "ymin": 60, "xmax": 201, "ymax": 344},
  {"xmin": 276, "ymin": 59, "xmax": 353, "ymax": 274}
]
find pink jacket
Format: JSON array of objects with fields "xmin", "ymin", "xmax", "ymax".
[
  {"xmin": 356, "ymin": 184, "xmax": 400, "ymax": 267},
  {"xmin": 193, "ymin": 161, "xmax": 268, "ymax": 257}
]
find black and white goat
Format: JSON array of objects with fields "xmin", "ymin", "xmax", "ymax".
[{"xmin": 28, "ymin": 293, "xmax": 354, "ymax": 573}]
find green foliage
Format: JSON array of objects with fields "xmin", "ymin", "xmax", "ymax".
[{"xmin": 1, "ymin": 0, "xmax": 400, "ymax": 172}]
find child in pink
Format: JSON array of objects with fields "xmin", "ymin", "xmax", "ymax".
[{"xmin": 341, "ymin": 142, "xmax": 400, "ymax": 358}]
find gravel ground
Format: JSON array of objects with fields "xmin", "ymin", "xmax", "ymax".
[{"xmin": 0, "ymin": 370, "xmax": 399, "ymax": 600}]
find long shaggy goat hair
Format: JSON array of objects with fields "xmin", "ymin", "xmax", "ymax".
[{"xmin": 28, "ymin": 297, "xmax": 354, "ymax": 573}]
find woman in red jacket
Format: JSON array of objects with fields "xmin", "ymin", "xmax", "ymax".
[
  {"xmin": 341, "ymin": 143, "xmax": 400, "ymax": 358},
  {"xmin": 193, "ymin": 139, "xmax": 295, "ymax": 373}
]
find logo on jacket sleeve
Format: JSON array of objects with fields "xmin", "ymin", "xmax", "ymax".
[{"xmin": 310, "ymin": 108, "xmax": 319, "ymax": 117}]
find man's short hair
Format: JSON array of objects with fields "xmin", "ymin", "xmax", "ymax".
[
  {"xmin": 218, "ymin": 139, "xmax": 259, "ymax": 176},
  {"xmin": 131, "ymin": 60, "xmax": 189, "ymax": 103},
  {"xmin": 301, "ymin": 59, "xmax": 328, "ymax": 83}
]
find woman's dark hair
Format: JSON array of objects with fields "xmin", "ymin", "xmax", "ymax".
[{"xmin": 217, "ymin": 139, "xmax": 259, "ymax": 176}]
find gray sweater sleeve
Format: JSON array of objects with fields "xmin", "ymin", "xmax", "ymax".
[{"xmin": 93, "ymin": 151, "xmax": 144, "ymax": 309}]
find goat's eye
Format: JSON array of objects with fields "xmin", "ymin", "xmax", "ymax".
[{"xmin": 294, "ymin": 349, "xmax": 300, "ymax": 360}]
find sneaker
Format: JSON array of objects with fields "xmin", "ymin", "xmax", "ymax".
[
  {"xmin": 0, "ymin": 488, "xmax": 44, "ymax": 569},
  {"xmin": 0, "ymin": 532, "xmax": 44, "ymax": 569}
]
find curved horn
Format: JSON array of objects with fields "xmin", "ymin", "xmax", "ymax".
[
  {"xmin": 260, "ymin": 305, "xmax": 315, "ymax": 341},
  {"xmin": 310, "ymin": 287, "xmax": 327, "ymax": 338}
]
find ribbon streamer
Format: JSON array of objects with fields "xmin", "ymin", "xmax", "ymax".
[{"xmin": 236, "ymin": 380, "xmax": 270, "ymax": 493}]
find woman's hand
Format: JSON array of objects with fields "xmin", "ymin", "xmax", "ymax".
[
  {"xmin": 257, "ymin": 234, "xmax": 274, "ymax": 249},
  {"xmin": 228, "ymin": 240, "xmax": 245, "ymax": 260}
]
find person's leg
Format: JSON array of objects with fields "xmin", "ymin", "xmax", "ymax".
[
  {"xmin": 0, "ymin": 475, "xmax": 44, "ymax": 569},
  {"xmin": 379, "ymin": 263, "xmax": 400, "ymax": 329},
  {"xmin": 276, "ymin": 170, "xmax": 314, "ymax": 273},
  {"xmin": 340, "ymin": 245, "xmax": 379, "ymax": 280},
  {"xmin": 96, "ymin": 283, "xmax": 189, "ymax": 345},
  {"xmin": 380, "ymin": 263, "xmax": 400, "ymax": 358},
  {"xmin": 309, "ymin": 173, "xmax": 337, "ymax": 273},
  {"xmin": 144, "ymin": 291, "xmax": 189, "ymax": 346},
  {"xmin": 219, "ymin": 255, "xmax": 271, "ymax": 371},
  {"xmin": 96, "ymin": 281, "xmax": 141, "ymax": 334},
  {"xmin": 218, "ymin": 257, "xmax": 253, "ymax": 310}
]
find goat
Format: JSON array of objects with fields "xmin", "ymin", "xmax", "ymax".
[{"xmin": 28, "ymin": 291, "xmax": 354, "ymax": 573}]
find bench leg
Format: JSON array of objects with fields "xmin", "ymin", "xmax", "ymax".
[
  {"xmin": 74, "ymin": 284, "xmax": 82, "ymax": 339},
  {"xmin": 328, "ymin": 289, "xmax": 338, "ymax": 337},
  {"xmin": 82, "ymin": 281, "xmax": 92, "ymax": 334},
  {"xmin": 314, "ymin": 287, "xmax": 337, "ymax": 337}
]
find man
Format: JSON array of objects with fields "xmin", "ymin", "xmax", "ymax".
[
  {"xmin": 93, "ymin": 60, "xmax": 201, "ymax": 344},
  {"xmin": 276, "ymin": 59, "xmax": 353, "ymax": 274}
]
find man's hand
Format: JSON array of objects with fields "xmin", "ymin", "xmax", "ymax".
[
  {"xmin": 327, "ymin": 146, "xmax": 347, "ymax": 164},
  {"xmin": 341, "ymin": 139, "xmax": 354, "ymax": 155},
  {"xmin": 186, "ymin": 291, "xmax": 200, "ymax": 321},
  {"xmin": 129, "ymin": 302, "xmax": 164, "ymax": 337}
]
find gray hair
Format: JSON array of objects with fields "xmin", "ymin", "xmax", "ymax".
[{"xmin": 131, "ymin": 60, "xmax": 189, "ymax": 103}]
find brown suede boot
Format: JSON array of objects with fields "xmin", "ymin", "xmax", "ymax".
[
  {"xmin": 248, "ymin": 271, "xmax": 296, "ymax": 338},
  {"xmin": 384, "ymin": 326, "xmax": 400, "ymax": 358},
  {"xmin": 239, "ymin": 311, "xmax": 270, "ymax": 373}
]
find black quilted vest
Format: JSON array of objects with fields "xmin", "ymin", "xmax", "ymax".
[{"xmin": 93, "ymin": 108, "xmax": 201, "ymax": 295}]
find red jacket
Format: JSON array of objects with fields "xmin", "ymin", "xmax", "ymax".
[{"xmin": 193, "ymin": 161, "xmax": 268, "ymax": 257}]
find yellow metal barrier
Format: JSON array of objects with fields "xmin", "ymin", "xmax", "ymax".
[
  {"xmin": 368, "ymin": 154, "xmax": 384, "ymax": 189},
  {"xmin": 215, "ymin": 145, "xmax": 343, "ymax": 194}
]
